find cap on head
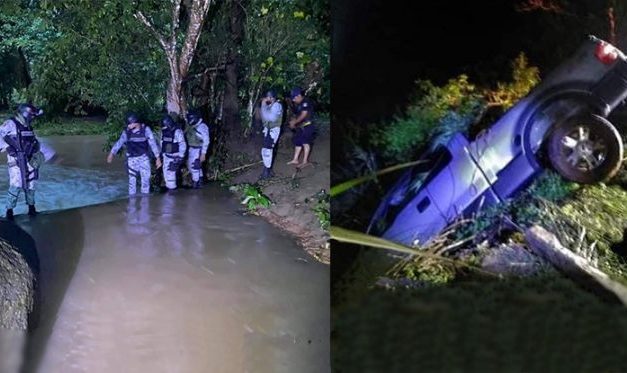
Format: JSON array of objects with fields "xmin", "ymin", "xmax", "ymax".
[
  {"xmin": 289, "ymin": 87, "xmax": 303, "ymax": 100},
  {"xmin": 126, "ymin": 112, "xmax": 140, "ymax": 125},
  {"xmin": 264, "ymin": 89, "xmax": 277, "ymax": 99},
  {"xmin": 186, "ymin": 109, "xmax": 201, "ymax": 125}
]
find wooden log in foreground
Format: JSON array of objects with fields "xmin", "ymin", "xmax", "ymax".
[{"xmin": 525, "ymin": 225, "xmax": 627, "ymax": 306}]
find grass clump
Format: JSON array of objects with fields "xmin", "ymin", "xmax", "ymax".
[
  {"xmin": 230, "ymin": 183, "xmax": 271, "ymax": 211},
  {"xmin": 311, "ymin": 190, "xmax": 330, "ymax": 231}
]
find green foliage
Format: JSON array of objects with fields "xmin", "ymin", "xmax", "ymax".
[
  {"xmin": 35, "ymin": 0, "xmax": 167, "ymax": 116},
  {"xmin": 484, "ymin": 52, "xmax": 540, "ymax": 109},
  {"xmin": 372, "ymin": 55, "xmax": 540, "ymax": 163},
  {"xmin": 397, "ymin": 257, "xmax": 456, "ymax": 284},
  {"xmin": 33, "ymin": 117, "xmax": 114, "ymax": 136},
  {"xmin": 230, "ymin": 183, "xmax": 272, "ymax": 211},
  {"xmin": 311, "ymin": 190, "xmax": 329, "ymax": 230},
  {"xmin": 455, "ymin": 171, "xmax": 578, "ymax": 240},
  {"xmin": 241, "ymin": 0, "xmax": 330, "ymax": 120},
  {"xmin": 372, "ymin": 75, "xmax": 482, "ymax": 162},
  {"xmin": 0, "ymin": 1, "xmax": 60, "ymax": 106}
]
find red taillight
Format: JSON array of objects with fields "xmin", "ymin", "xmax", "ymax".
[{"xmin": 595, "ymin": 41, "xmax": 619, "ymax": 64}]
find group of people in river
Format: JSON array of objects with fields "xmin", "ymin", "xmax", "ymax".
[{"xmin": 0, "ymin": 86, "xmax": 316, "ymax": 219}]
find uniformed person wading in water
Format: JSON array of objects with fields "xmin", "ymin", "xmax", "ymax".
[
  {"xmin": 0, "ymin": 103, "xmax": 55, "ymax": 219},
  {"xmin": 184, "ymin": 109, "xmax": 210, "ymax": 189},
  {"xmin": 107, "ymin": 113, "xmax": 162, "ymax": 195},
  {"xmin": 259, "ymin": 89, "xmax": 283, "ymax": 180},
  {"xmin": 159, "ymin": 114, "xmax": 187, "ymax": 192}
]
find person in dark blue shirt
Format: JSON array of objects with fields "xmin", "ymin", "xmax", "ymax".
[{"xmin": 287, "ymin": 87, "xmax": 315, "ymax": 169}]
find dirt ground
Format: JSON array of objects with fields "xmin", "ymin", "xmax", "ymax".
[{"xmin": 231, "ymin": 124, "xmax": 330, "ymax": 264}]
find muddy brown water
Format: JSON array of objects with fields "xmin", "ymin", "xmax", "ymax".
[{"xmin": 2, "ymin": 136, "xmax": 329, "ymax": 372}]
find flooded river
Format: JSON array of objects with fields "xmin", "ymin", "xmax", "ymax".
[{"xmin": 3, "ymin": 136, "xmax": 329, "ymax": 372}]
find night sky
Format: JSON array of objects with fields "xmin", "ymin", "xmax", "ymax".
[{"xmin": 331, "ymin": 0, "xmax": 613, "ymax": 125}]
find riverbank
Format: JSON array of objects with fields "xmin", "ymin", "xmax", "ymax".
[
  {"xmin": 0, "ymin": 112, "xmax": 110, "ymax": 137},
  {"xmin": 230, "ymin": 123, "xmax": 330, "ymax": 264},
  {"xmin": 0, "ymin": 111, "xmax": 331, "ymax": 264}
]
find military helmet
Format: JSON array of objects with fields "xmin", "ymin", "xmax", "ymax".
[
  {"xmin": 162, "ymin": 114, "xmax": 176, "ymax": 129},
  {"xmin": 186, "ymin": 109, "xmax": 201, "ymax": 126},
  {"xmin": 17, "ymin": 103, "xmax": 43, "ymax": 120},
  {"xmin": 126, "ymin": 112, "xmax": 140, "ymax": 125}
]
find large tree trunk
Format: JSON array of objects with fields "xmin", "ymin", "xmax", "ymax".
[
  {"xmin": 166, "ymin": 78, "xmax": 183, "ymax": 115},
  {"xmin": 223, "ymin": 0, "xmax": 246, "ymax": 133},
  {"xmin": 135, "ymin": 0, "xmax": 212, "ymax": 118}
]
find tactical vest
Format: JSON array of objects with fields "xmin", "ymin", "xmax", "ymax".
[
  {"xmin": 4, "ymin": 118, "xmax": 40, "ymax": 158},
  {"xmin": 263, "ymin": 103, "xmax": 283, "ymax": 128},
  {"xmin": 185, "ymin": 123, "xmax": 204, "ymax": 147},
  {"xmin": 126, "ymin": 125, "xmax": 149, "ymax": 157},
  {"xmin": 161, "ymin": 127, "xmax": 179, "ymax": 154}
]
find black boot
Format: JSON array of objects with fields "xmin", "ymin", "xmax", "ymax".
[
  {"xmin": 259, "ymin": 167, "xmax": 274, "ymax": 180},
  {"xmin": 5, "ymin": 209, "xmax": 13, "ymax": 220},
  {"xmin": 28, "ymin": 205, "xmax": 37, "ymax": 216},
  {"xmin": 192, "ymin": 180, "xmax": 201, "ymax": 189}
]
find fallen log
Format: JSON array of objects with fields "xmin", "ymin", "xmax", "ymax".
[{"xmin": 525, "ymin": 225, "xmax": 627, "ymax": 306}]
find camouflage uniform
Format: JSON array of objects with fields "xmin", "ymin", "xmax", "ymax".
[
  {"xmin": 185, "ymin": 120, "xmax": 210, "ymax": 184},
  {"xmin": 161, "ymin": 125, "xmax": 187, "ymax": 190},
  {"xmin": 0, "ymin": 116, "xmax": 55, "ymax": 210},
  {"xmin": 110, "ymin": 124, "xmax": 161, "ymax": 195}
]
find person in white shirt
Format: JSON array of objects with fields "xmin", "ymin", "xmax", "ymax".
[{"xmin": 259, "ymin": 89, "xmax": 283, "ymax": 179}]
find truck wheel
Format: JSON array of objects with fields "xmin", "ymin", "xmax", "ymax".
[{"xmin": 548, "ymin": 114, "xmax": 623, "ymax": 183}]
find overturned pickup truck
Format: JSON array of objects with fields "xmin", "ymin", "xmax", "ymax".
[{"xmin": 369, "ymin": 35, "xmax": 627, "ymax": 247}]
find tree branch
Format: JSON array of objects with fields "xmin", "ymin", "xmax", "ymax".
[
  {"xmin": 170, "ymin": 0, "xmax": 182, "ymax": 49},
  {"xmin": 178, "ymin": 0, "xmax": 213, "ymax": 78},
  {"xmin": 134, "ymin": 11, "xmax": 169, "ymax": 52}
]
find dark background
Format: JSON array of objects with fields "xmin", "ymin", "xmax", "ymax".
[{"xmin": 331, "ymin": 0, "xmax": 615, "ymax": 126}]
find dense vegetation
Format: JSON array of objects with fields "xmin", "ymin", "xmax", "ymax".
[
  {"xmin": 332, "ymin": 2, "xmax": 627, "ymax": 369},
  {"xmin": 0, "ymin": 0, "xmax": 329, "ymax": 161}
]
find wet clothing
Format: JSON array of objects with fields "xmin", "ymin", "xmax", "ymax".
[
  {"xmin": 292, "ymin": 98, "xmax": 316, "ymax": 146},
  {"xmin": 110, "ymin": 124, "xmax": 160, "ymax": 195},
  {"xmin": 184, "ymin": 121, "xmax": 210, "ymax": 183},
  {"xmin": 161, "ymin": 127, "xmax": 186, "ymax": 190},
  {"xmin": 127, "ymin": 155, "xmax": 152, "ymax": 195},
  {"xmin": 187, "ymin": 147, "xmax": 203, "ymax": 184},
  {"xmin": 260, "ymin": 101, "xmax": 283, "ymax": 168},
  {"xmin": 0, "ymin": 117, "xmax": 55, "ymax": 209}
]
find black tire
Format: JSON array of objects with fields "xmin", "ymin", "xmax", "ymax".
[{"xmin": 547, "ymin": 114, "xmax": 623, "ymax": 183}]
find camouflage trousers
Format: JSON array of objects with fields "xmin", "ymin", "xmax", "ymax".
[
  {"xmin": 6, "ymin": 156, "xmax": 38, "ymax": 209},
  {"xmin": 162, "ymin": 154, "xmax": 182, "ymax": 190},
  {"xmin": 127, "ymin": 155, "xmax": 151, "ymax": 195},
  {"xmin": 187, "ymin": 147, "xmax": 202, "ymax": 182}
]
